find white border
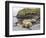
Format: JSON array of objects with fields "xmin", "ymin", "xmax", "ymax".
[{"xmin": 9, "ymin": 3, "xmax": 43, "ymax": 35}]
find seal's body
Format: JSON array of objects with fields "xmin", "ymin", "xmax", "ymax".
[{"xmin": 22, "ymin": 19, "xmax": 32, "ymax": 28}]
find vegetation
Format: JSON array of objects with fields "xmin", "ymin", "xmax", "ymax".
[{"xmin": 17, "ymin": 8, "xmax": 40, "ymax": 16}]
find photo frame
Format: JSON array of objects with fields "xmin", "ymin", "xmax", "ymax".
[{"xmin": 5, "ymin": 1, "xmax": 45, "ymax": 37}]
